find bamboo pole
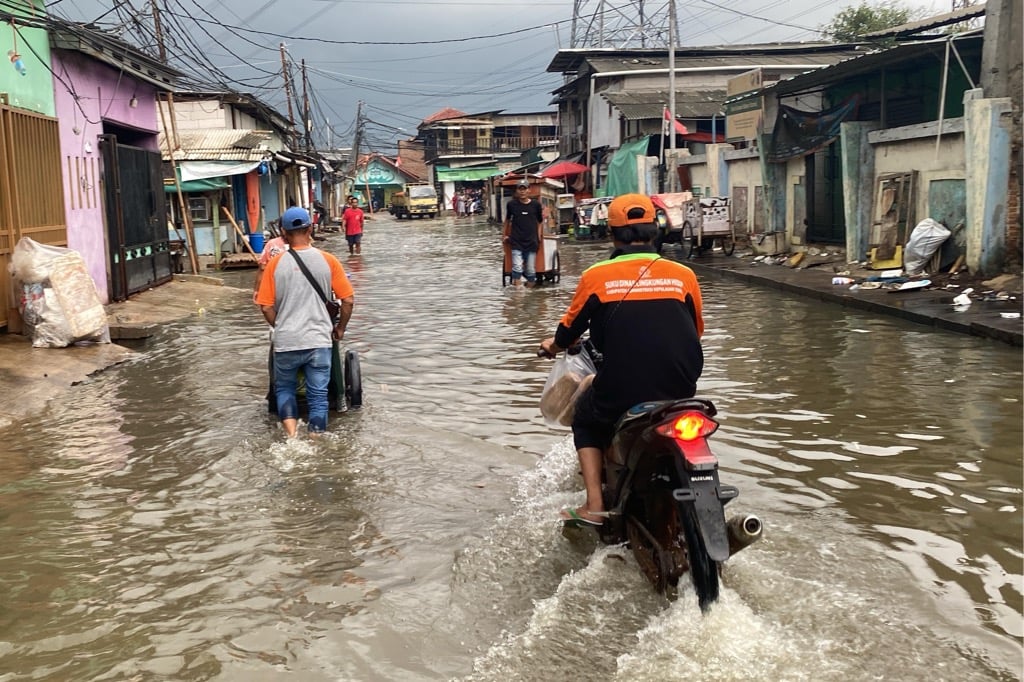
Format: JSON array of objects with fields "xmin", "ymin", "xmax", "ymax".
[
  {"xmin": 158, "ymin": 96, "xmax": 199, "ymax": 273},
  {"xmin": 221, "ymin": 206, "xmax": 259, "ymax": 259}
]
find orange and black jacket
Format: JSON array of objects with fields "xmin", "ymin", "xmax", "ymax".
[{"xmin": 553, "ymin": 248, "xmax": 704, "ymax": 422}]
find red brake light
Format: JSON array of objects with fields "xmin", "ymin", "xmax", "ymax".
[{"xmin": 656, "ymin": 411, "xmax": 719, "ymax": 441}]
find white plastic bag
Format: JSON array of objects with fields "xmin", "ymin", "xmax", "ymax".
[
  {"xmin": 539, "ymin": 346, "xmax": 597, "ymax": 427},
  {"xmin": 9, "ymin": 237, "xmax": 110, "ymax": 348},
  {"xmin": 904, "ymin": 219, "xmax": 951, "ymax": 275}
]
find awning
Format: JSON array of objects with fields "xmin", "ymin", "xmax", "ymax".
[
  {"xmin": 434, "ymin": 165, "xmax": 500, "ymax": 181},
  {"xmin": 164, "ymin": 176, "xmax": 230, "ymax": 193},
  {"xmin": 601, "ymin": 90, "xmax": 727, "ymax": 120},
  {"xmin": 180, "ymin": 160, "xmax": 259, "ymax": 181}
]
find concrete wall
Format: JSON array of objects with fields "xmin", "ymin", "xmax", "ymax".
[{"xmin": 965, "ymin": 94, "xmax": 1014, "ymax": 275}]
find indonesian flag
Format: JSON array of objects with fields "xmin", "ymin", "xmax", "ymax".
[{"xmin": 663, "ymin": 106, "xmax": 688, "ymax": 135}]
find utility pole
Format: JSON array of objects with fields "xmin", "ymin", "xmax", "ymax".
[
  {"xmin": 667, "ymin": 0, "xmax": 677, "ymax": 192},
  {"xmin": 351, "ymin": 100, "xmax": 364, "ymax": 176},
  {"xmin": 151, "ymin": 0, "xmax": 198, "ymax": 274},
  {"xmin": 151, "ymin": 0, "xmax": 166, "ymax": 61},
  {"xmin": 349, "ymin": 101, "xmax": 364, "ymax": 209},
  {"xmin": 301, "ymin": 59, "xmax": 311, "ymax": 153},
  {"xmin": 279, "ymin": 44, "xmax": 297, "ymax": 148}
]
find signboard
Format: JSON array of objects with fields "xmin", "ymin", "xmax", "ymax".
[
  {"xmin": 556, "ymin": 193, "xmax": 576, "ymax": 209},
  {"xmin": 726, "ymin": 68, "xmax": 763, "ymax": 143}
]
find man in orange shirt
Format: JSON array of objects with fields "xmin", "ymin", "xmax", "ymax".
[
  {"xmin": 256, "ymin": 207, "xmax": 355, "ymax": 437},
  {"xmin": 539, "ymin": 194, "xmax": 704, "ymax": 526}
]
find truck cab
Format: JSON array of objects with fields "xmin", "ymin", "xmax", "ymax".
[{"xmin": 392, "ymin": 183, "xmax": 438, "ymax": 219}]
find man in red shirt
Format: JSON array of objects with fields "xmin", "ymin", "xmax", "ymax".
[{"xmin": 342, "ymin": 196, "xmax": 365, "ymax": 255}]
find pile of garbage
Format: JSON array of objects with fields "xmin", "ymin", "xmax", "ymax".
[{"xmin": 9, "ymin": 237, "xmax": 110, "ymax": 348}]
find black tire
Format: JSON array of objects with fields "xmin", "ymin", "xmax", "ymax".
[
  {"xmin": 682, "ymin": 221, "xmax": 699, "ymax": 258},
  {"xmin": 267, "ymin": 345, "xmax": 277, "ymax": 413},
  {"xmin": 681, "ymin": 506, "xmax": 720, "ymax": 612},
  {"xmin": 344, "ymin": 349, "xmax": 363, "ymax": 409},
  {"xmin": 721, "ymin": 235, "xmax": 735, "ymax": 256},
  {"xmin": 329, "ymin": 341, "xmax": 346, "ymax": 412}
]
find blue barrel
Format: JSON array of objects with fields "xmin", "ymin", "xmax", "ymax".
[{"xmin": 249, "ymin": 231, "xmax": 265, "ymax": 254}]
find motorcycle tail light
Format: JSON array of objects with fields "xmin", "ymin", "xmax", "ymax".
[
  {"xmin": 656, "ymin": 411, "xmax": 719, "ymax": 441},
  {"xmin": 656, "ymin": 411, "xmax": 719, "ymax": 469}
]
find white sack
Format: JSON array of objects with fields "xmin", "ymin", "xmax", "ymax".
[{"xmin": 904, "ymin": 219, "xmax": 951, "ymax": 275}]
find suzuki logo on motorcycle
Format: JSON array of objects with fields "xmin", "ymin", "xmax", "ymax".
[{"xmin": 690, "ymin": 475, "xmax": 714, "ymax": 482}]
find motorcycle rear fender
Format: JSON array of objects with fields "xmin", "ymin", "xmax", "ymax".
[{"xmin": 673, "ymin": 478, "xmax": 737, "ymax": 562}]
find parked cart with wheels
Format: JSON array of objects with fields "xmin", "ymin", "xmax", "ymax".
[
  {"xmin": 267, "ymin": 338, "xmax": 363, "ymax": 415},
  {"xmin": 680, "ymin": 196, "xmax": 734, "ymax": 258},
  {"xmin": 502, "ymin": 235, "xmax": 560, "ymax": 286}
]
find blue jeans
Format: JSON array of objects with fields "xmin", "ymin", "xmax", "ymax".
[
  {"xmin": 510, "ymin": 248, "xmax": 537, "ymax": 283},
  {"xmin": 273, "ymin": 347, "xmax": 332, "ymax": 432}
]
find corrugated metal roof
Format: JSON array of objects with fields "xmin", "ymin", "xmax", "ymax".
[
  {"xmin": 761, "ymin": 33, "xmax": 983, "ymax": 97},
  {"xmin": 160, "ymin": 129, "xmax": 275, "ymax": 161},
  {"xmin": 547, "ymin": 44, "xmax": 863, "ymax": 73},
  {"xmin": 586, "ymin": 51, "xmax": 860, "ymax": 74},
  {"xmin": 861, "ymin": 4, "xmax": 987, "ymax": 38},
  {"xmin": 601, "ymin": 90, "xmax": 727, "ymax": 120}
]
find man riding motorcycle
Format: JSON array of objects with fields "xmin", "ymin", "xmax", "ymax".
[{"xmin": 539, "ymin": 193, "xmax": 705, "ymax": 527}]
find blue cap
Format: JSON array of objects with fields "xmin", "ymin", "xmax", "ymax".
[{"xmin": 281, "ymin": 206, "xmax": 311, "ymax": 230}]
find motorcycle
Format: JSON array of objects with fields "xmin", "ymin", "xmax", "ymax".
[{"xmin": 543, "ymin": 342, "xmax": 763, "ymax": 611}]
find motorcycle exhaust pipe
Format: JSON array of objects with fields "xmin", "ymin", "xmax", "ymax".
[{"xmin": 726, "ymin": 514, "xmax": 763, "ymax": 557}]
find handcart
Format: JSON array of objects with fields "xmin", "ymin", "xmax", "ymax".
[
  {"xmin": 680, "ymin": 196, "xmax": 735, "ymax": 257},
  {"xmin": 502, "ymin": 235, "xmax": 560, "ymax": 286},
  {"xmin": 267, "ymin": 338, "xmax": 363, "ymax": 414}
]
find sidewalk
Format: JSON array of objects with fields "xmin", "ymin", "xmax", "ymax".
[
  {"xmin": 676, "ymin": 250, "xmax": 1023, "ymax": 346},
  {"xmin": 0, "ymin": 275, "xmax": 247, "ymax": 428}
]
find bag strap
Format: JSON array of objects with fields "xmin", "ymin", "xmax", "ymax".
[{"xmin": 287, "ymin": 248, "xmax": 329, "ymax": 304}]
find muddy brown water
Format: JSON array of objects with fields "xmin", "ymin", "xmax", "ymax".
[{"xmin": 0, "ymin": 213, "xmax": 1020, "ymax": 680}]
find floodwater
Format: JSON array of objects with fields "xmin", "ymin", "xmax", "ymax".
[{"xmin": 0, "ymin": 212, "xmax": 1020, "ymax": 681}]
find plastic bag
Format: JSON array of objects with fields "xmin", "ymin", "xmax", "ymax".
[
  {"xmin": 904, "ymin": 219, "xmax": 951, "ymax": 275},
  {"xmin": 9, "ymin": 237, "xmax": 110, "ymax": 348},
  {"xmin": 539, "ymin": 346, "xmax": 597, "ymax": 427}
]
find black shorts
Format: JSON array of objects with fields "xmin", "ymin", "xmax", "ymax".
[
  {"xmin": 571, "ymin": 386, "xmax": 616, "ymax": 451},
  {"xmin": 346, "ymin": 234, "xmax": 362, "ymax": 246}
]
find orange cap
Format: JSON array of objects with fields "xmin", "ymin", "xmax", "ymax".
[{"xmin": 607, "ymin": 193, "xmax": 656, "ymax": 227}]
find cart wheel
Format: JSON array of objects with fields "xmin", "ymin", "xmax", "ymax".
[
  {"xmin": 682, "ymin": 221, "xmax": 699, "ymax": 258},
  {"xmin": 721, "ymin": 235, "xmax": 735, "ymax": 256},
  {"xmin": 267, "ymin": 344, "xmax": 278, "ymax": 414},
  {"xmin": 344, "ymin": 349, "xmax": 363, "ymax": 409}
]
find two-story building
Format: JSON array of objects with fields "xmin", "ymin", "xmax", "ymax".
[
  {"xmin": 546, "ymin": 43, "xmax": 862, "ymax": 195},
  {"xmin": 417, "ymin": 107, "xmax": 558, "ymax": 217}
]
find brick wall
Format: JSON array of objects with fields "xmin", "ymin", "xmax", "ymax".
[{"xmin": 1008, "ymin": 164, "xmax": 1021, "ymax": 267}]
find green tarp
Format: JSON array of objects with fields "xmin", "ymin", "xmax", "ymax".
[
  {"xmin": 604, "ymin": 136, "xmax": 652, "ymax": 197},
  {"xmin": 435, "ymin": 165, "xmax": 499, "ymax": 182},
  {"xmin": 163, "ymin": 176, "xmax": 230, "ymax": 193}
]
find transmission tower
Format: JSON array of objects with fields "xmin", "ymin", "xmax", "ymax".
[{"xmin": 570, "ymin": 0, "xmax": 677, "ymax": 49}]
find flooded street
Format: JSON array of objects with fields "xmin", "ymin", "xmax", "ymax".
[{"xmin": 0, "ymin": 212, "xmax": 1020, "ymax": 680}]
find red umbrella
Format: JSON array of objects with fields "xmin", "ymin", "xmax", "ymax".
[{"xmin": 539, "ymin": 160, "xmax": 589, "ymax": 179}]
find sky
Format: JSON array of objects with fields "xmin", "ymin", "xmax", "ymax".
[{"xmin": 46, "ymin": 0, "xmax": 944, "ymax": 154}]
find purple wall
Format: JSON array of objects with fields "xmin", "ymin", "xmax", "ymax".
[{"xmin": 51, "ymin": 50, "xmax": 160, "ymax": 303}]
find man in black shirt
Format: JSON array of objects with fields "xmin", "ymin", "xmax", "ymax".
[{"xmin": 503, "ymin": 179, "xmax": 543, "ymax": 287}]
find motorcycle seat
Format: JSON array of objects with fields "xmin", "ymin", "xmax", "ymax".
[{"xmin": 616, "ymin": 398, "xmax": 716, "ymax": 430}]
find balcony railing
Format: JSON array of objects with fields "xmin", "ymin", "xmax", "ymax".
[{"xmin": 425, "ymin": 136, "xmax": 560, "ymax": 162}]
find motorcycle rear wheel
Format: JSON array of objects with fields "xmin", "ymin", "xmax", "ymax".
[{"xmin": 681, "ymin": 505, "xmax": 720, "ymax": 611}]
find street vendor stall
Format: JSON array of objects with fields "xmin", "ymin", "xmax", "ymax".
[{"xmin": 499, "ymin": 176, "xmax": 561, "ymax": 286}]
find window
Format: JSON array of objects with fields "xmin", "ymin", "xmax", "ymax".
[{"xmin": 188, "ymin": 196, "xmax": 211, "ymax": 221}]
